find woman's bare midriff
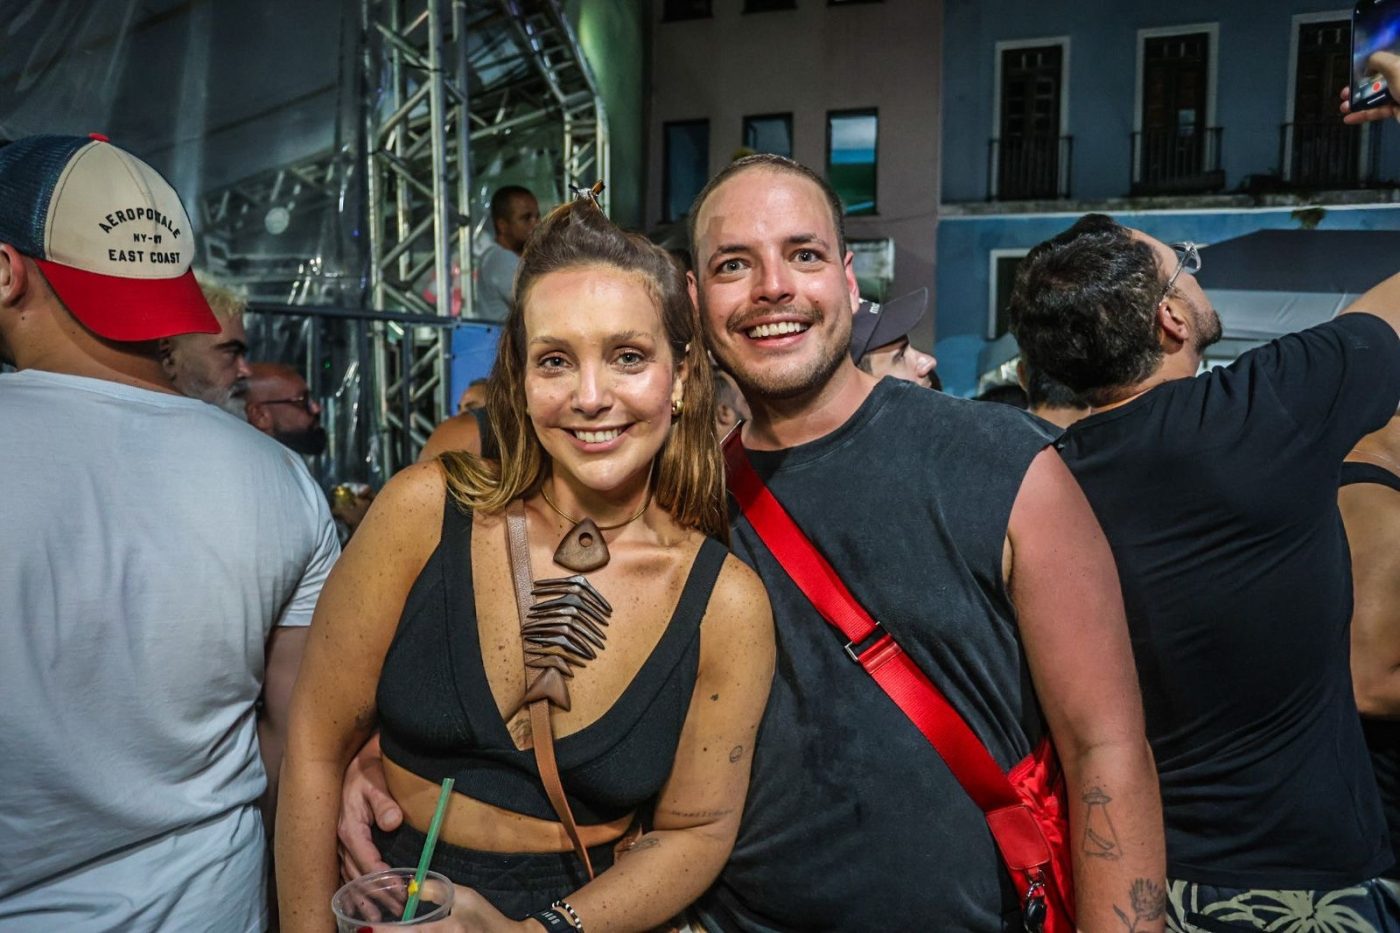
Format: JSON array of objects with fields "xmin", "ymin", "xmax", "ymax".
[{"xmin": 383, "ymin": 755, "xmax": 633, "ymax": 853}]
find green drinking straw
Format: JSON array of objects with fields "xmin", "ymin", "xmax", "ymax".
[{"xmin": 402, "ymin": 776, "xmax": 455, "ymax": 922}]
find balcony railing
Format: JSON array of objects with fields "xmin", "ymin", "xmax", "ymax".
[
  {"xmin": 1280, "ymin": 121, "xmax": 1383, "ymax": 189},
  {"xmin": 1131, "ymin": 126, "xmax": 1224, "ymax": 195},
  {"xmin": 987, "ymin": 134, "xmax": 1073, "ymax": 201}
]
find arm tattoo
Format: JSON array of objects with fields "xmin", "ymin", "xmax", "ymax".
[
  {"xmin": 660, "ymin": 806, "xmax": 735, "ymax": 820},
  {"xmin": 728, "ymin": 745, "xmax": 743, "ymax": 763},
  {"xmin": 1081, "ymin": 786, "xmax": 1123, "ymax": 860},
  {"xmin": 1113, "ymin": 878, "xmax": 1165, "ymax": 932},
  {"xmin": 618, "ymin": 836, "xmax": 661, "ymax": 858}
]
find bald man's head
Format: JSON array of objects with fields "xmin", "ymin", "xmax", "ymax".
[{"xmin": 245, "ymin": 362, "xmax": 326, "ymax": 455}]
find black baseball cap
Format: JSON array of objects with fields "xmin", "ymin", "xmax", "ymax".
[{"xmin": 848, "ymin": 287, "xmax": 929, "ymax": 362}]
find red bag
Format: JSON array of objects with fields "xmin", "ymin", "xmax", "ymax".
[
  {"xmin": 724, "ymin": 434, "xmax": 1075, "ymax": 932},
  {"xmin": 1003, "ymin": 738, "xmax": 1075, "ymax": 932}
]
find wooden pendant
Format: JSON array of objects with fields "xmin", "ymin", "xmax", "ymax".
[
  {"xmin": 553, "ymin": 518, "xmax": 609, "ymax": 572},
  {"xmin": 519, "ymin": 574, "xmax": 614, "ymax": 711}
]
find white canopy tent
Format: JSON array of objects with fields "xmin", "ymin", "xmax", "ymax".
[{"xmin": 1196, "ymin": 229, "xmax": 1400, "ymax": 342}]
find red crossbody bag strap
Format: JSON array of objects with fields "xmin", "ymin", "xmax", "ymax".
[{"xmin": 723, "ymin": 433, "xmax": 1053, "ymax": 877}]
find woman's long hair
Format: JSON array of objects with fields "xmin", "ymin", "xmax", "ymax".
[{"xmin": 440, "ymin": 196, "xmax": 726, "ymax": 542}]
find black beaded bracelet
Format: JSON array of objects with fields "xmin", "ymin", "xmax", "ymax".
[
  {"xmin": 552, "ymin": 899, "xmax": 584, "ymax": 932},
  {"xmin": 529, "ymin": 907, "xmax": 575, "ymax": 932}
]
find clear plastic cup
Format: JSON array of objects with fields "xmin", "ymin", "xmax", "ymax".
[{"xmin": 331, "ymin": 868, "xmax": 454, "ymax": 931}]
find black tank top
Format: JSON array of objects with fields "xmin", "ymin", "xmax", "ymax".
[
  {"xmin": 470, "ymin": 407, "xmax": 499, "ymax": 460},
  {"xmin": 1342, "ymin": 460, "xmax": 1400, "ymax": 493},
  {"xmin": 1341, "ymin": 460, "xmax": 1400, "ymax": 880},
  {"xmin": 377, "ymin": 492, "xmax": 727, "ymax": 823}
]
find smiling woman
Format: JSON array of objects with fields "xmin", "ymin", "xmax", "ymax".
[
  {"xmin": 276, "ymin": 194, "xmax": 775, "ymax": 933},
  {"xmin": 446, "ymin": 196, "xmax": 726, "ymax": 540}
]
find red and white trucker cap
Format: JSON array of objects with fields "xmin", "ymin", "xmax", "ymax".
[{"xmin": 0, "ymin": 134, "xmax": 218, "ymax": 341}]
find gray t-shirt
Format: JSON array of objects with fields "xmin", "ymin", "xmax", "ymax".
[
  {"xmin": 701, "ymin": 379, "xmax": 1055, "ymax": 931},
  {"xmin": 0, "ymin": 370, "xmax": 340, "ymax": 932},
  {"xmin": 474, "ymin": 242, "xmax": 519, "ymax": 323}
]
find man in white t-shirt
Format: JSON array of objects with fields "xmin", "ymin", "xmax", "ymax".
[
  {"xmin": 0, "ymin": 134, "xmax": 340, "ymax": 932},
  {"xmin": 473, "ymin": 185, "xmax": 539, "ymax": 322}
]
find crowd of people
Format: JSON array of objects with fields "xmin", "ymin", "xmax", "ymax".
[{"xmin": 2, "ymin": 53, "xmax": 1399, "ymax": 933}]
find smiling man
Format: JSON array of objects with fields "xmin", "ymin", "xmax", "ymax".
[{"xmin": 685, "ymin": 155, "xmax": 1164, "ymax": 931}]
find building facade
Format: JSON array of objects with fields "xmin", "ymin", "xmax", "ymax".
[
  {"xmin": 647, "ymin": 0, "xmax": 943, "ymax": 347},
  {"xmin": 937, "ymin": 0, "xmax": 1400, "ymax": 395}
]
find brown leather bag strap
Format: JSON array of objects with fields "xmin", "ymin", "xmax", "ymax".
[
  {"xmin": 505, "ymin": 499, "xmax": 595, "ymax": 879},
  {"xmin": 530, "ymin": 699, "xmax": 594, "ymax": 877}
]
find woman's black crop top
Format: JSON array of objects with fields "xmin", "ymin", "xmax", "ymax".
[{"xmin": 377, "ymin": 493, "xmax": 727, "ymax": 824}]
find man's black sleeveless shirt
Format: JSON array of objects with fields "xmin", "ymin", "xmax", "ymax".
[
  {"xmin": 377, "ymin": 494, "xmax": 728, "ymax": 823},
  {"xmin": 700, "ymin": 379, "xmax": 1053, "ymax": 932}
]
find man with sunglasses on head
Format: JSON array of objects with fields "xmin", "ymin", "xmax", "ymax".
[
  {"xmin": 246, "ymin": 361, "xmax": 328, "ymax": 457},
  {"xmin": 1010, "ymin": 214, "xmax": 1400, "ymax": 928}
]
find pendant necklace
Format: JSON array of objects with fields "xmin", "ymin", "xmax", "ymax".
[
  {"xmin": 539, "ymin": 483, "xmax": 651, "ymax": 572},
  {"xmin": 514, "ymin": 483, "xmax": 650, "ymax": 710}
]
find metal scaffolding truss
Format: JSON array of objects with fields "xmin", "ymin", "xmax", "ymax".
[
  {"xmin": 482, "ymin": 0, "xmax": 610, "ymax": 193},
  {"xmin": 199, "ymin": 0, "xmax": 609, "ymax": 476},
  {"xmin": 200, "ymin": 150, "xmax": 357, "ymax": 306},
  {"xmin": 364, "ymin": 0, "xmax": 610, "ymax": 472},
  {"xmin": 363, "ymin": 0, "xmax": 473, "ymax": 471}
]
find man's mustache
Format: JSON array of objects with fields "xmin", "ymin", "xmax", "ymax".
[{"xmin": 726, "ymin": 304, "xmax": 823, "ymax": 335}]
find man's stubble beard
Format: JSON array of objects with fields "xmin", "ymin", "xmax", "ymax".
[
  {"xmin": 1190, "ymin": 296, "xmax": 1223, "ymax": 353},
  {"xmin": 704, "ymin": 302, "xmax": 851, "ymax": 406},
  {"xmin": 217, "ymin": 384, "xmax": 249, "ymax": 420},
  {"xmin": 180, "ymin": 371, "xmax": 248, "ymax": 420}
]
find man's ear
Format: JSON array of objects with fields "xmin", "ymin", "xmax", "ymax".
[
  {"xmin": 686, "ymin": 269, "xmax": 699, "ymax": 310},
  {"xmin": 246, "ymin": 402, "xmax": 271, "ymax": 432},
  {"xmin": 0, "ymin": 244, "xmax": 31, "ymax": 308},
  {"xmin": 842, "ymin": 250, "xmax": 860, "ymax": 311},
  {"xmin": 1156, "ymin": 297, "xmax": 1191, "ymax": 348},
  {"xmin": 157, "ymin": 338, "xmax": 177, "ymax": 375}
]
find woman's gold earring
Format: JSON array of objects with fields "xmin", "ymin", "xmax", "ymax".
[{"xmin": 671, "ymin": 398, "xmax": 684, "ymax": 417}]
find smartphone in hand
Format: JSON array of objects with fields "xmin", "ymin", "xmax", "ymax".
[{"xmin": 1353, "ymin": 0, "xmax": 1400, "ymax": 109}]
